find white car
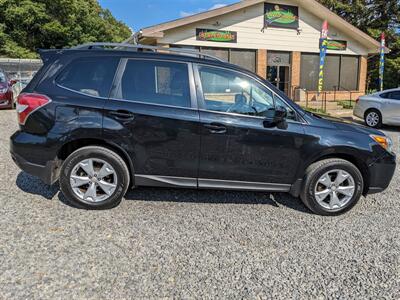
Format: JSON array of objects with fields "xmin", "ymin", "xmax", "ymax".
[{"xmin": 354, "ymin": 88, "xmax": 400, "ymax": 128}]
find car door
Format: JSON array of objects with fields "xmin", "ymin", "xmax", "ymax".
[
  {"xmin": 381, "ymin": 91, "xmax": 400, "ymax": 125},
  {"xmin": 194, "ymin": 64, "xmax": 306, "ymax": 189},
  {"xmin": 103, "ymin": 57, "xmax": 200, "ymax": 187}
]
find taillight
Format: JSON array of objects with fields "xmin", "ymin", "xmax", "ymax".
[
  {"xmin": 355, "ymin": 98, "xmax": 360, "ymax": 103},
  {"xmin": 16, "ymin": 93, "xmax": 51, "ymax": 125}
]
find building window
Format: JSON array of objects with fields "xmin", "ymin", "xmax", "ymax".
[
  {"xmin": 339, "ymin": 56, "xmax": 359, "ymax": 91},
  {"xmin": 172, "ymin": 45, "xmax": 256, "ymax": 73},
  {"xmin": 300, "ymin": 53, "xmax": 359, "ymax": 91},
  {"xmin": 229, "ymin": 49, "xmax": 256, "ymax": 73}
]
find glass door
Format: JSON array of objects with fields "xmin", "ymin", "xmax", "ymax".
[{"xmin": 267, "ymin": 65, "xmax": 290, "ymax": 94}]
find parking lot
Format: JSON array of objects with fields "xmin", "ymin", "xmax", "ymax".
[{"xmin": 1, "ymin": 109, "xmax": 400, "ymax": 299}]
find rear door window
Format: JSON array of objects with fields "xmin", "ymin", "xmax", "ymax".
[
  {"xmin": 114, "ymin": 59, "xmax": 191, "ymax": 108},
  {"xmin": 57, "ymin": 57, "xmax": 119, "ymax": 98},
  {"xmin": 388, "ymin": 91, "xmax": 400, "ymax": 100}
]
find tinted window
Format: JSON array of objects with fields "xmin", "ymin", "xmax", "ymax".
[
  {"xmin": 57, "ymin": 57, "xmax": 119, "ymax": 97},
  {"xmin": 198, "ymin": 66, "xmax": 275, "ymax": 117},
  {"xmin": 388, "ymin": 91, "xmax": 400, "ymax": 100},
  {"xmin": 380, "ymin": 93, "xmax": 389, "ymax": 99},
  {"xmin": 339, "ymin": 56, "xmax": 359, "ymax": 91},
  {"xmin": 300, "ymin": 53, "xmax": 360, "ymax": 91},
  {"xmin": 116, "ymin": 60, "xmax": 191, "ymax": 108},
  {"xmin": 230, "ymin": 49, "xmax": 256, "ymax": 72}
]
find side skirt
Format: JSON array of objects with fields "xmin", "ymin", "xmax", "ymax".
[{"xmin": 135, "ymin": 175, "xmax": 291, "ymax": 192}]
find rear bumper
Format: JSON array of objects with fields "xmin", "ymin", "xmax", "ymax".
[
  {"xmin": 10, "ymin": 151, "xmax": 59, "ymax": 185},
  {"xmin": 10, "ymin": 131, "xmax": 61, "ymax": 185},
  {"xmin": 366, "ymin": 152, "xmax": 396, "ymax": 194}
]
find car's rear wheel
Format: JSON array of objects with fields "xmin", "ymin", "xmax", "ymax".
[
  {"xmin": 59, "ymin": 146, "xmax": 130, "ymax": 209},
  {"xmin": 364, "ymin": 109, "xmax": 382, "ymax": 128},
  {"xmin": 300, "ymin": 158, "xmax": 363, "ymax": 216}
]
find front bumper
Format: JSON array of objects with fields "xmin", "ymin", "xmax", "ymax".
[{"xmin": 366, "ymin": 152, "xmax": 396, "ymax": 194}]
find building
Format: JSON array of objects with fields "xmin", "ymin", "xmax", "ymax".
[{"xmin": 134, "ymin": 0, "xmax": 386, "ymax": 104}]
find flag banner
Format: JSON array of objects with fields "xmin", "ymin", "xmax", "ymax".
[
  {"xmin": 318, "ymin": 20, "xmax": 329, "ymax": 94},
  {"xmin": 379, "ymin": 33, "xmax": 385, "ymax": 91}
]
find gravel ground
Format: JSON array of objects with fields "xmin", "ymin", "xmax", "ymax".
[{"xmin": 1, "ymin": 109, "xmax": 400, "ymax": 299}]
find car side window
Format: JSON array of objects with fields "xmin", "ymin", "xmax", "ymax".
[
  {"xmin": 274, "ymin": 94, "xmax": 297, "ymax": 121},
  {"xmin": 198, "ymin": 65, "xmax": 276, "ymax": 117},
  {"xmin": 57, "ymin": 57, "xmax": 119, "ymax": 98},
  {"xmin": 114, "ymin": 59, "xmax": 191, "ymax": 108},
  {"xmin": 388, "ymin": 91, "xmax": 400, "ymax": 100}
]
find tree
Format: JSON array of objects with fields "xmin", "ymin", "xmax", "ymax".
[
  {"xmin": 0, "ymin": 0, "xmax": 132, "ymax": 58},
  {"xmin": 317, "ymin": 0, "xmax": 400, "ymax": 90}
]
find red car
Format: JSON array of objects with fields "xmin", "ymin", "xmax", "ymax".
[{"xmin": 0, "ymin": 69, "xmax": 17, "ymax": 109}]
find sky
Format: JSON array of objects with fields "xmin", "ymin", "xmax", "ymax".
[{"xmin": 98, "ymin": 0, "xmax": 238, "ymax": 32}]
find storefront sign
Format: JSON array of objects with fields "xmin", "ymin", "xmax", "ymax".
[
  {"xmin": 264, "ymin": 3, "xmax": 299, "ymax": 29},
  {"xmin": 196, "ymin": 29, "xmax": 237, "ymax": 43},
  {"xmin": 319, "ymin": 39, "xmax": 347, "ymax": 51}
]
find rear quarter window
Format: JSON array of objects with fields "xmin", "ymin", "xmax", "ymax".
[{"xmin": 56, "ymin": 57, "xmax": 119, "ymax": 98}]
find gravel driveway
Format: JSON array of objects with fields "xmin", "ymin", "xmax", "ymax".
[{"xmin": 1, "ymin": 110, "xmax": 399, "ymax": 299}]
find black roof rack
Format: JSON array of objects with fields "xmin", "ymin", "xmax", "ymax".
[{"xmin": 72, "ymin": 43, "xmax": 226, "ymax": 62}]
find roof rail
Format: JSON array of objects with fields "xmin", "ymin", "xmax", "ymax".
[{"xmin": 72, "ymin": 43, "xmax": 226, "ymax": 62}]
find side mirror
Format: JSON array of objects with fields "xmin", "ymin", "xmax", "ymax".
[
  {"xmin": 9, "ymin": 79, "xmax": 18, "ymax": 86},
  {"xmin": 263, "ymin": 106, "xmax": 287, "ymax": 128}
]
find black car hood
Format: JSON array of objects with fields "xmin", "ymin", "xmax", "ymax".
[{"xmin": 309, "ymin": 112, "xmax": 384, "ymax": 136}]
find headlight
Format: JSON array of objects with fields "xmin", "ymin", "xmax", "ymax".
[
  {"xmin": 0, "ymin": 87, "xmax": 7, "ymax": 93},
  {"xmin": 370, "ymin": 134, "xmax": 393, "ymax": 153}
]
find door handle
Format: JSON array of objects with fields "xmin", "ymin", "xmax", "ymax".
[
  {"xmin": 204, "ymin": 123, "xmax": 227, "ymax": 134},
  {"xmin": 109, "ymin": 110, "xmax": 135, "ymax": 120}
]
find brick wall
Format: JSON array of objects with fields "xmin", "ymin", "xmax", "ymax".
[
  {"xmin": 358, "ymin": 55, "xmax": 368, "ymax": 93},
  {"xmin": 256, "ymin": 49, "xmax": 267, "ymax": 79},
  {"xmin": 290, "ymin": 51, "xmax": 301, "ymax": 98}
]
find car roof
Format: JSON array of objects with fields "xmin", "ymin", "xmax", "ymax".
[{"xmin": 379, "ymin": 88, "xmax": 400, "ymax": 93}]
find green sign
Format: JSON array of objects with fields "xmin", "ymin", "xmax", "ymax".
[
  {"xmin": 264, "ymin": 3, "xmax": 299, "ymax": 29},
  {"xmin": 196, "ymin": 29, "xmax": 237, "ymax": 43},
  {"xmin": 319, "ymin": 39, "xmax": 347, "ymax": 51}
]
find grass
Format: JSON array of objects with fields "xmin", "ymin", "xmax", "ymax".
[
  {"xmin": 302, "ymin": 107, "xmax": 330, "ymax": 116},
  {"xmin": 337, "ymin": 100, "xmax": 355, "ymax": 109}
]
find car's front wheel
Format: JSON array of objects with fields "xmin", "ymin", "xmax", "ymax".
[
  {"xmin": 59, "ymin": 146, "xmax": 130, "ymax": 209},
  {"xmin": 300, "ymin": 158, "xmax": 363, "ymax": 216}
]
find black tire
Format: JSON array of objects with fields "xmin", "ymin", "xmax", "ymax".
[
  {"xmin": 59, "ymin": 146, "xmax": 130, "ymax": 210},
  {"xmin": 364, "ymin": 109, "xmax": 382, "ymax": 128},
  {"xmin": 300, "ymin": 158, "xmax": 363, "ymax": 216}
]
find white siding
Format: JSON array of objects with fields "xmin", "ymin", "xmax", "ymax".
[{"xmin": 157, "ymin": 1, "xmax": 369, "ymax": 55}]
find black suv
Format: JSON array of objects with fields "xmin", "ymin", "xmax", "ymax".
[{"xmin": 10, "ymin": 43, "xmax": 396, "ymax": 215}]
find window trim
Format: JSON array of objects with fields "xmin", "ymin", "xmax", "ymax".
[
  {"xmin": 109, "ymin": 58, "xmax": 198, "ymax": 109},
  {"xmin": 193, "ymin": 63, "xmax": 304, "ymax": 123}
]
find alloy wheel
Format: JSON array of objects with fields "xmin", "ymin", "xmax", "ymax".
[
  {"xmin": 314, "ymin": 169, "xmax": 355, "ymax": 212},
  {"xmin": 69, "ymin": 158, "xmax": 118, "ymax": 203},
  {"xmin": 366, "ymin": 111, "xmax": 380, "ymax": 127}
]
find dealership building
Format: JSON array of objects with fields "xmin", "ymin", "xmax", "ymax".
[{"xmin": 134, "ymin": 0, "xmax": 385, "ymax": 102}]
